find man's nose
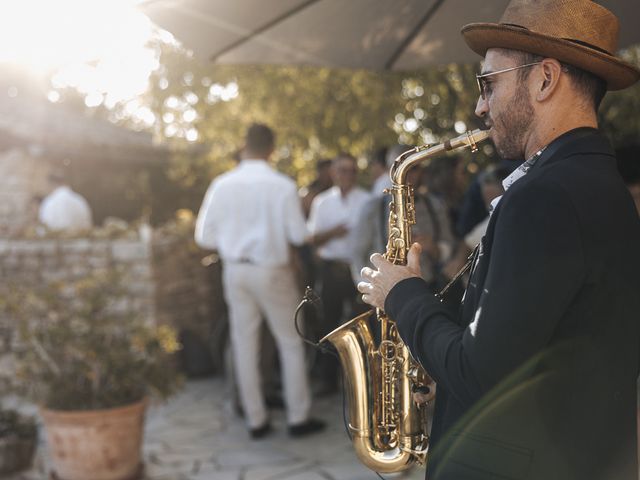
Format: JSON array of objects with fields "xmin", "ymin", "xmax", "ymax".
[{"xmin": 475, "ymin": 95, "xmax": 488, "ymax": 119}]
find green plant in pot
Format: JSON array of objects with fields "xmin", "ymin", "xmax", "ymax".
[{"xmin": 1, "ymin": 269, "xmax": 181, "ymax": 480}]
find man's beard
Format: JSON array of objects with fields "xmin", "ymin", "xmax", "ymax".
[{"xmin": 490, "ymin": 84, "xmax": 534, "ymax": 161}]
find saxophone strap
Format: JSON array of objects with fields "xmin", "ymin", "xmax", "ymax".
[{"xmin": 435, "ymin": 243, "xmax": 479, "ymax": 300}]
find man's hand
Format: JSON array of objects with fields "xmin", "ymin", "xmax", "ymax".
[
  {"xmin": 357, "ymin": 242, "xmax": 423, "ymax": 309},
  {"xmin": 330, "ymin": 224, "xmax": 349, "ymax": 238},
  {"xmin": 310, "ymin": 224, "xmax": 349, "ymax": 247}
]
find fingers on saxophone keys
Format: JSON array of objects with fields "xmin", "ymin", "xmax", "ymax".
[
  {"xmin": 369, "ymin": 253, "xmax": 385, "ymax": 268},
  {"xmin": 357, "ymin": 281, "xmax": 372, "ymax": 294},
  {"xmin": 360, "ymin": 267, "xmax": 376, "ymax": 281}
]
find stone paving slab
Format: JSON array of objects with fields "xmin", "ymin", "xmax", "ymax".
[{"xmin": 5, "ymin": 378, "xmax": 426, "ymax": 480}]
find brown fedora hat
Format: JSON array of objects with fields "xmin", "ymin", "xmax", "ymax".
[{"xmin": 461, "ymin": 0, "xmax": 640, "ymax": 90}]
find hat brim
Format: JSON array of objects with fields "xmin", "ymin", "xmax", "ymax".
[{"xmin": 462, "ymin": 23, "xmax": 640, "ymax": 90}]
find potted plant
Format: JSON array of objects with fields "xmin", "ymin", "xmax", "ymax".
[
  {"xmin": 0, "ymin": 404, "xmax": 37, "ymax": 474},
  {"xmin": 1, "ymin": 269, "xmax": 181, "ymax": 480}
]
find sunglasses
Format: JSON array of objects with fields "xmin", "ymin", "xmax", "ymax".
[{"xmin": 476, "ymin": 62, "xmax": 542, "ymax": 99}]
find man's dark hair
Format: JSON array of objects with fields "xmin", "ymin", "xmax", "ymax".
[
  {"xmin": 333, "ymin": 152, "xmax": 357, "ymax": 165},
  {"xmin": 513, "ymin": 51, "xmax": 607, "ymax": 111},
  {"xmin": 245, "ymin": 123, "xmax": 275, "ymax": 156},
  {"xmin": 316, "ymin": 158, "xmax": 332, "ymax": 171}
]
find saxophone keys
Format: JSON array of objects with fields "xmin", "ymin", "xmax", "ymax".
[{"xmin": 393, "ymin": 238, "xmax": 405, "ymax": 249}]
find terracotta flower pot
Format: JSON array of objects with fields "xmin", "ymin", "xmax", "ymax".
[
  {"xmin": 0, "ymin": 434, "xmax": 37, "ymax": 474},
  {"xmin": 40, "ymin": 399, "xmax": 147, "ymax": 480}
]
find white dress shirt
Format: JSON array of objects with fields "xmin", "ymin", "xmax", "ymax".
[
  {"xmin": 307, "ymin": 185, "xmax": 371, "ymax": 262},
  {"xmin": 38, "ymin": 186, "xmax": 92, "ymax": 232},
  {"xmin": 194, "ymin": 159, "xmax": 308, "ymax": 267}
]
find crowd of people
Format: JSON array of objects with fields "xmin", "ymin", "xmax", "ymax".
[{"xmin": 193, "ymin": 122, "xmax": 512, "ymax": 439}]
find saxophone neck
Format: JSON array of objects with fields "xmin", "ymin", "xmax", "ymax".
[
  {"xmin": 390, "ymin": 129, "xmax": 490, "ymax": 185},
  {"xmin": 384, "ymin": 129, "xmax": 489, "ymax": 266}
]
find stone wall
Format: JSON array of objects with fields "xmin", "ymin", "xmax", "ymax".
[
  {"xmin": 0, "ymin": 148, "xmax": 51, "ymax": 236},
  {"xmin": 153, "ymin": 231, "xmax": 225, "ymax": 343},
  {"xmin": 151, "ymin": 221, "xmax": 227, "ymax": 375},
  {"xmin": 0, "ymin": 222, "xmax": 225, "ymax": 378}
]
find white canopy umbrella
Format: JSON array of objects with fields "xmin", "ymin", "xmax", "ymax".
[{"xmin": 139, "ymin": 0, "xmax": 640, "ymax": 69}]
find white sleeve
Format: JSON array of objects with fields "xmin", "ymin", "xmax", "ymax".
[
  {"xmin": 194, "ymin": 181, "xmax": 219, "ymax": 250},
  {"xmin": 38, "ymin": 198, "xmax": 52, "ymax": 227},
  {"xmin": 307, "ymin": 195, "xmax": 322, "ymax": 235}
]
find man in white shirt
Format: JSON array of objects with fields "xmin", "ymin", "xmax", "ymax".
[
  {"xmin": 38, "ymin": 173, "xmax": 92, "ymax": 232},
  {"xmin": 307, "ymin": 153, "xmax": 371, "ymax": 392},
  {"xmin": 195, "ymin": 124, "xmax": 324, "ymax": 439},
  {"xmin": 369, "ymin": 147, "xmax": 391, "ymax": 197}
]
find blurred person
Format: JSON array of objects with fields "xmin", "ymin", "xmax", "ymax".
[
  {"xmin": 195, "ymin": 123, "xmax": 324, "ymax": 439},
  {"xmin": 297, "ymin": 158, "xmax": 333, "ymax": 290},
  {"xmin": 307, "ymin": 153, "xmax": 370, "ymax": 393},
  {"xmin": 38, "ymin": 171, "xmax": 92, "ymax": 232},
  {"xmin": 350, "ymin": 145, "xmax": 405, "ymax": 283},
  {"xmin": 369, "ymin": 146, "xmax": 391, "ymax": 196},
  {"xmin": 351, "ymin": 145, "xmax": 456, "ymax": 293},
  {"xmin": 442, "ymin": 164, "xmax": 511, "ymax": 281},
  {"xmin": 425, "ymin": 155, "xmax": 467, "ymax": 229},
  {"xmin": 299, "ymin": 158, "xmax": 333, "ymax": 218},
  {"xmin": 455, "ymin": 159, "xmax": 517, "ymax": 238},
  {"xmin": 462, "ymin": 164, "xmax": 512, "ymax": 248},
  {"xmin": 358, "ymin": 0, "xmax": 640, "ymax": 478}
]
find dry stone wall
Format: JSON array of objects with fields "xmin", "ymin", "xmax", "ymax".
[
  {"xmin": 0, "ymin": 223, "xmax": 224, "ymax": 379},
  {"xmin": 0, "ymin": 148, "xmax": 51, "ymax": 236}
]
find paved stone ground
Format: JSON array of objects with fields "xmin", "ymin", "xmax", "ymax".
[{"xmin": 6, "ymin": 378, "xmax": 426, "ymax": 480}]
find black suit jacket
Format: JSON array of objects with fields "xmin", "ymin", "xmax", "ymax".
[{"xmin": 387, "ymin": 128, "xmax": 640, "ymax": 480}]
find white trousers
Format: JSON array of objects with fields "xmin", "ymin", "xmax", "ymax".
[{"xmin": 223, "ymin": 263, "xmax": 311, "ymax": 428}]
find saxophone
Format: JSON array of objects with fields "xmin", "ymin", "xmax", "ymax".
[{"xmin": 320, "ymin": 129, "xmax": 489, "ymax": 473}]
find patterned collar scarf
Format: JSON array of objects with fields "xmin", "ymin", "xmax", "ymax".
[{"xmin": 489, "ymin": 146, "xmax": 547, "ymax": 214}]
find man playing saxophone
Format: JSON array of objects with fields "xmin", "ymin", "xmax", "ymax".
[{"xmin": 358, "ymin": 1, "xmax": 640, "ymax": 479}]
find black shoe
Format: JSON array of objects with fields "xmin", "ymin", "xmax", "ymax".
[
  {"xmin": 249, "ymin": 422, "xmax": 273, "ymax": 440},
  {"xmin": 288, "ymin": 418, "xmax": 326, "ymax": 437}
]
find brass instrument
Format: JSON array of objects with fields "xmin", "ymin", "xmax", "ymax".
[{"xmin": 320, "ymin": 129, "xmax": 489, "ymax": 473}]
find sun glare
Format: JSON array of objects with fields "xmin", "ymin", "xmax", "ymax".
[{"xmin": 0, "ymin": 0, "xmax": 157, "ymax": 106}]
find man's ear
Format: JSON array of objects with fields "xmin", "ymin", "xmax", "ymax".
[{"xmin": 537, "ymin": 58, "xmax": 562, "ymax": 102}]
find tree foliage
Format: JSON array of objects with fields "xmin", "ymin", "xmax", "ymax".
[
  {"xmin": 141, "ymin": 41, "xmax": 494, "ymax": 213},
  {"xmin": 55, "ymin": 41, "xmax": 640, "ymax": 221}
]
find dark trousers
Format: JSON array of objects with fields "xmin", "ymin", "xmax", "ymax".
[{"xmin": 315, "ymin": 259, "xmax": 368, "ymax": 389}]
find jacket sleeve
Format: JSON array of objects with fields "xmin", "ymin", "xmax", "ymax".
[{"xmin": 386, "ymin": 179, "xmax": 585, "ymax": 407}]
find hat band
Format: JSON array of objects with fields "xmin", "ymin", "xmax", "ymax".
[
  {"xmin": 563, "ymin": 38, "xmax": 612, "ymax": 56},
  {"xmin": 499, "ymin": 22, "xmax": 614, "ymax": 56}
]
